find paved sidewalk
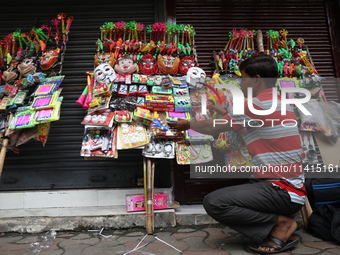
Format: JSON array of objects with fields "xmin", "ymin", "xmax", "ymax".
[{"xmin": 1, "ymin": 224, "xmax": 340, "ymax": 255}]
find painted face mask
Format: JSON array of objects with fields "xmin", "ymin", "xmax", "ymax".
[
  {"xmin": 94, "ymin": 63, "xmax": 117, "ymax": 84},
  {"xmin": 186, "ymin": 67, "xmax": 206, "ymax": 87},
  {"xmin": 40, "ymin": 48, "xmax": 60, "ymax": 70},
  {"xmin": 18, "ymin": 57, "xmax": 37, "ymax": 77},
  {"xmin": 179, "ymin": 56, "xmax": 197, "ymax": 75},
  {"xmin": 138, "ymin": 54, "xmax": 158, "ymax": 75},
  {"xmin": 157, "ymin": 54, "xmax": 180, "ymax": 74},
  {"xmin": 94, "ymin": 52, "xmax": 116, "ymax": 67},
  {"xmin": 2, "ymin": 64, "xmax": 19, "ymax": 83},
  {"xmin": 114, "ymin": 55, "xmax": 137, "ymax": 75}
]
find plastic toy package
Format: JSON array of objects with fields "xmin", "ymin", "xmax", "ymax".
[
  {"xmin": 142, "ymin": 138, "xmax": 175, "ymax": 159},
  {"xmin": 81, "ymin": 108, "xmax": 115, "ymax": 127},
  {"xmin": 175, "ymin": 142, "xmax": 213, "ymax": 165},
  {"xmin": 81, "ymin": 125, "xmax": 118, "ymax": 158},
  {"xmin": 117, "ymin": 121, "xmax": 149, "ymax": 149}
]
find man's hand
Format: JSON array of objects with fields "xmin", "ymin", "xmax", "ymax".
[
  {"xmin": 170, "ymin": 119, "xmax": 190, "ymax": 131},
  {"xmin": 208, "ymin": 101, "xmax": 228, "ymax": 116}
]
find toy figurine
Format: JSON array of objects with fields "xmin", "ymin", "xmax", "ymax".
[
  {"xmin": 40, "ymin": 48, "xmax": 60, "ymax": 70},
  {"xmin": 157, "ymin": 54, "xmax": 180, "ymax": 74},
  {"xmin": 178, "ymin": 56, "xmax": 197, "ymax": 75},
  {"xmin": 186, "ymin": 67, "xmax": 206, "ymax": 88},
  {"xmin": 94, "ymin": 63, "xmax": 117, "ymax": 85},
  {"xmin": 114, "ymin": 55, "xmax": 137, "ymax": 76},
  {"xmin": 94, "ymin": 52, "xmax": 116, "ymax": 67},
  {"xmin": 2, "ymin": 63, "xmax": 19, "ymax": 84},
  {"xmin": 138, "ymin": 54, "xmax": 158, "ymax": 75},
  {"xmin": 18, "ymin": 57, "xmax": 37, "ymax": 78}
]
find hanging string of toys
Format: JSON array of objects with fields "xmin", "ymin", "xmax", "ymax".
[{"xmin": 0, "ymin": 13, "xmax": 73, "ymax": 154}]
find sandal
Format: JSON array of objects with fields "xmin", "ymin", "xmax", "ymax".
[{"xmin": 248, "ymin": 235, "xmax": 300, "ymax": 254}]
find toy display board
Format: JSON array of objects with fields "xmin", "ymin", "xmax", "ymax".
[
  {"xmin": 0, "ymin": 14, "xmax": 72, "ymax": 152},
  {"xmin": 76, "ymin": 20, "xmax": 204, "ymax": 161}
]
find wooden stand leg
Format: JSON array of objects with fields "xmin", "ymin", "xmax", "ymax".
[
  {"xmin": 144, "ymin": 157, "xmax": 155, "ymax": 234},
  {"xmin": 301, "ymin": 197, "xmax": 313, "ymax": 230},
  {"xmin": 0, "ymin": 113, "xmax": 13, "ymax": 178}
]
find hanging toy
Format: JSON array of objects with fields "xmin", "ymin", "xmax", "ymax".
[
  {"xmin": 2, "ymin": 63, "xmax": 19, "ymax": 84},
  {"xmin": 94, "ymin": 52, "xmax": 116, "ymax": 67},
  {"xmin": 114, "ymin": 55, "xmax": 137, "ymax": 76},
  {"xmin": 94, "ymin": 63, "xmax": 117, "ymax": 85},
  {"xmin": 256, "ymin": 29, "xmax": 264, "ymax": 53},
  {"xmin": 17, "ymin": 57, "xmax": 37, "ymax": 78},
  {"xmin": 178, "ymin": 56, "xmax": 197, "ymax": 75},
  {"xmin": 40, "ymin": 48, "xmax": 60, "ymax": 70},
  {"xmin": 186, "ymin": 67, "xmax": 206, "ymax": 88},
  {"xmin": 157, "ymin": 54, "xmax": 180, "ymax": 74},
  {"xmin": 138, "ymin": 54, "xmax": 158, "ymax": 75}
]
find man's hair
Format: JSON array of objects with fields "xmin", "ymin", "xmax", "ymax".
[{"xmin": 239, "ymin": 54, "xmax": 278, "ymax": 88}]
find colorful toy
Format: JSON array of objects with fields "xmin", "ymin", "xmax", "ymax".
[
  {"xmin": 32, "ymin": 75, "xmax": 64, "ymax": 97},
  {"xmin": 33, "ymin": 97, "xmax": 62, "ymax": 124},
  {"xmin": 126, "ymin": 192, "xmax": 167, "ymax": 212},
  {"xmin": 40, "ymin": 48, "xmax": 60, "ymax": 70},
  {"xmin": 178, "ymin": 56, "xmax": 197, "ymax": 74},
  {"xmin": 114, "ymin": 110, "xmax": 133, "ymax": 122},
  {"xmin": 157, "ymin": 54, "xmax": 180, "ymax": 74},
  {"xmin": 17, "ymin": 57, "xmax": 37, "ymax": 78},
  {"xmin": 94, "ymin": 63, "xmax": 117, "ymax": 85},
  {"xmin": 152, "ymin": 86, "xmax": 172, "ymax": 95},
  {"xmin": 94, "ymin": 52, "xmax": 116, "ymax": 67},
  {"xmin": 145, "ymin": 94, "xmax": 174, "ymax": 111},
  {"xmin": 174, "ymin": 96, "xmax": 191, "ymax": 112},
  {"xmin": 117, "ymin": 122, "xmax": 149, "ymax": 149},
  {"xmin": 81, "ymin": 108, "xmax": 115, "ymax": 127},
  {"xmin": 114, "ymin": 55, "xmax": 137, "ymax": 76},
  {"xmin": 133, "ymin": 107, "xmax": 153, "ymax": 125},
  {"xmin": 10, "ymin": 106, "xmax": 36, "ymax": 129},
  {"xmin": 30, "ymin": 89, "xmax": 61, "ymax": 110},
  {"xmin": 165, "ymin": 111, "xmax": 190, "ymax": 123},
  {"xmin": 138, "ymin": 54, "xmax": 158, "ymax": 75},
  {"xmin": 186, "ymin": 67, "xmax": 206, "ymax": 88}
]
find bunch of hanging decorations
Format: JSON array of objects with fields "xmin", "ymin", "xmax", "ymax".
[
  {"xmin": 0, "ymin": 13, "xmax": 73, "ymax": 151},
  {"xmin": 214, "ymin": 28, "xmax": 318, "ymax": 79}
]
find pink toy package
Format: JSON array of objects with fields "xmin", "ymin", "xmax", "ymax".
[{"xmin": 125, "ymin": 192, "xmax": 167, "ymax": 212}]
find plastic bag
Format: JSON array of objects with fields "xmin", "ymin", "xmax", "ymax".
[
  {"xmin": 318, "ymin": 101, "xmax": 340, "ymax": 143},
  {"xmin": 299, "ymin": 99, "xmax": 320, "ymax": 132}
]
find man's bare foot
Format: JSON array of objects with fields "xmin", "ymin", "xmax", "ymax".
[{"xmin": 256, "ymin": 215, "xmax": 297, "ymax": 252}]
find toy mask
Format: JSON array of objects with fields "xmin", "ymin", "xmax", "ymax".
[
  {"xmin": 40, "ymin": 48, "xmax": 60, "ymax": 70},
  {"xmin": 18, "ymin": 57, "xmax": 37, "ymax": 77},
  {"xmin": 94, "ymin": 63, "xmax": 117, "ymax": 84},
  {"xmin": 138, "ymin": 54, "xmax": 158, "ymax": 75},
  {"xmin": 2, "ymin": 64, "xmax": 19, "ymax": 83},
  {"xmin": 157, "ymin": 54, "xmax": 180, "ymax": 74},
  {"xmin": 94, "ymin": 52, "xmax": 116, "ymax": 67},
  {"xmin": 186, "ymin": 67, "xmax": 206, "ymax": 87},
  {"xmin": 179, "ymin": 56, "xmax": 197, "ymax": 75},
  {"xmin": 114, "ymin": 55, "xmax": 137, "ymax": 75}
]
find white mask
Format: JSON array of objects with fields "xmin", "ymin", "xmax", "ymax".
[
  {"xmin": 186, "ymin": 67, "xmax": 206, "ymax": 87},
  {"xmin": 94, "ymin": 63, "xmax": 117, "ymax": 84}
]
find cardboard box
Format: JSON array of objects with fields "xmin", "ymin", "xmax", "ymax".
[{"xmin": 126, "ymin": 192, "xmax": 167, "ymax": 212}]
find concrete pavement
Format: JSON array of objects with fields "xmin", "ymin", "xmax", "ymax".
[
  {"xmin": 1, "ymin": 203, "xmax": 340, "ymax": 255},
  {"xmin": 1, "ymin": 224, "xmax": 340, "ymax": 255}
]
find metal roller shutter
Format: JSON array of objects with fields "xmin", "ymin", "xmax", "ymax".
[
  {"xmin": 175, "ymin": 0, "xmax": 340, "ymax": 102},
  {"xmin": 0, "ymin": 0, "xmax": 172, "ymax": 191},
  {"xmin": 172, "ymin": 0, "xmax": 340, "ymax": 204}
]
